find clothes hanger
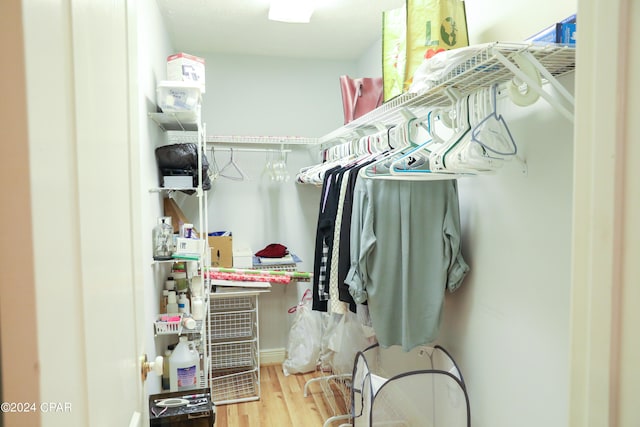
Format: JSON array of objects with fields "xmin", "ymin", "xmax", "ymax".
[
  {"xmin": 443, "ymin": 89, "xmax": 501, "ymax": 173},
  {"xmin": 219, "ymin": 148, "xmax": 248, "ymax": 181},
  {"xmin": 387, "ymin": 110, "xmax": 476, "ymax": 180},
  {"xmin": 428, "ymin": 94, "xmax": 474, "ymax": 174},
  {"xmin": 470, "ymin": 84, "xmax": 518, "ymax": 157},
  {"xmin": 296, "ymin": 138, "xmax": 354, "ymax": 185},
  {"xmin": 208, "ymin": 146, "xmax": 220, "ymax": 180},
  {"xmin": 446, "ymin": 86, "xmax": 516, "ymax": 173},
  {"xmin": 358, "ymin": 120, "xmax": 417, "ymax": 180},
  {"xmin": 389, "ymin": 114, "xmax": 435, "ymax": 174}
]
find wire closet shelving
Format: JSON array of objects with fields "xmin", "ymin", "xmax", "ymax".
[{"xmin": 205, "ymin": 42, "xmax": 575, "ymax": 148}]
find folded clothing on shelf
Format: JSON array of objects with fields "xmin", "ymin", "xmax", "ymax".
[
  {"xmin": 255, "ymin": 243, "xmax": 288, "ymax": 258},
  {"xmin": 253, "ymin": 252, "xmax": 302, "ymax": 266}
]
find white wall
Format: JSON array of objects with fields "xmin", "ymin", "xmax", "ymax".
[
  {"xmin": 441, "ymin": 79, "xmax": 574, "ymax": 426},
  {"xmin": 135, "ymin": 0, "xmax": 176, "ymax": 395},
  {"xmin": 435, "ymin": 2, "xmax": 577, "ymax": 426}
]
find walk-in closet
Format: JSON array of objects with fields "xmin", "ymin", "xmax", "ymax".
[{"xmin": 4, "ymin": 0, "xmax": 640, "ymax": 426}]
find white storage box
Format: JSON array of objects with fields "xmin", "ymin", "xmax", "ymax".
[
  {"xmin": 233, "ymin": 247, "xmax": 253, "ymax": 269},
  {"xmin": 163, "ymin": 175, "xmax": 193, "ymax": 189},
  {"xmin": 156, "ymin": 80, "xmax": 201, "ymax": 113},
  {"xmin": 167, "ymin": 53, "xmax": 205, "ymax": 93},
  {"xmin": 174, "ymin": 237, "xmax": 204, "ymax": 256}
]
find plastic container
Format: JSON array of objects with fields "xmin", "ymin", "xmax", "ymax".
[
  {"xmin": 166, "ymin": 291, "xmax": 179, "ymax": 314},
  {"xmin": 191, "ymin": 296, "xmax": 204, "ymax": 321},
  {"xmin": 182, "ymin": 316, "xmax": 196, "ymax": 330},
  {"xmin": 154, "ymin": 314, "xmax": 182, "ymax": 335},
  {"xmin": 190, "ymin": 275, "xmax": 204, "ymax": 298},
  {"xmin": 172, "ymin": 271, "xmax": 189, "ymax": 293},
  {"xmin": 169, "ymin": 337, "xmax": 200, "ymax": 392},
  {"xmin": 157, "ymin": 80, "xmax": 201, "ymax": 113},
  {"xmin": 178, "ymin": 293, "xmax": 190, "ymax": 315}
]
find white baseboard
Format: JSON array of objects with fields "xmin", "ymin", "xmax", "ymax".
[{"xmin": 260, "ymin": 348, "xmax": 286, "ymax": 365}]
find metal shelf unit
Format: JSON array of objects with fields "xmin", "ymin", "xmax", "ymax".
[{"xmin": 149, "ymin": 103, "xmax": 211, "ymax": 392}]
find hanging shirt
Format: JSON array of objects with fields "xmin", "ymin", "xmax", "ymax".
[
  {"xmin": 328, "ymin": 168, "xmax": 351, "ymax": 315},
  {"xmin": 312, "ymin": 166, "xmax": 343, "ymax": 311},
  {"xmin": 345, "ymin": 178, "xmax": 469, "ymax": 351},
  {"xmin": 337, "ymin": 160, "xmax": 375, "ymax": 312}
]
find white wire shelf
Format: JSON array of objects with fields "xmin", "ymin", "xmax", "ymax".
[
  {"xmin": 158, "ymin": 43, "xmax": 575, "ymax": 151},
  {"xmin": 318, "ymin": 42, "xmax": 576, "ymax": 145},
  {"xmin": 207, "ymin": 135, "xmax": 318, "ymax": 145},
  {"xmin": 149, "ymin": 111, "xmax": 200, "ymax": 132}
]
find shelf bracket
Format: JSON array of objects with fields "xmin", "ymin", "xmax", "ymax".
[{"xmin": 494, "ymin": 49, "xmax": 575, "ymax": 122}]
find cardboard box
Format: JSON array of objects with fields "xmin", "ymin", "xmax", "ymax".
[
  {"xmin": 167, "ymin": 52, "xmax": 206, "ymax": 93},
  {"xmin": 163, "ymin": 197, "xmax": 196, "ymax": 235},
  {"xmin": 208, "ymin": 236, "xmax": 233, "ymax": 268},
  {"xmin": 525, "ymin": 14, "xmax": 576, "ymax": 45}
]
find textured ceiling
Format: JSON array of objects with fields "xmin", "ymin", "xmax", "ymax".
[{"xmin": 155, "ymin": 0, "xmax": 404, "ymax": 60}]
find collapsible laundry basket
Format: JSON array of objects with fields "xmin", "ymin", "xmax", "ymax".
[{"xmin": 350, "ymin": 343, "xmax": 470, "ymax": 427}]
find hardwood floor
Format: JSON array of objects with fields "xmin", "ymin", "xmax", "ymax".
[{"xmin": 215, "ymin": 364, "xmax": 350, "ymax": 427}]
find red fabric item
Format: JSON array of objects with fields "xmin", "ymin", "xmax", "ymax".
[{"xmin": 255, "ymin": 243, "xmax": 289, "ymax": 258}]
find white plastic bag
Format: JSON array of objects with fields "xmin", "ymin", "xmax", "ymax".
[
  {"xmin": 282, "ymin": 290, "xmax": 323, "ymax": 376},
  {"xmin": 329, "ymin": 311, "xmax": 371, "ymax": 375}
]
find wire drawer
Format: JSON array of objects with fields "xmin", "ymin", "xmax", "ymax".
[
  {"xmin": 210, "ymin": 340, "xmax": 257, "ymax": 370},
  {"xmin": 210, "ymin": 368, "xmax": 259, "ymax": 404},
  {"xmin": 209, "ymin": 311, "xmax": 255, "ymax": 340},
  {"xmin": 210, "ymin": 295, "xmax": 256, "ymax": 312}
]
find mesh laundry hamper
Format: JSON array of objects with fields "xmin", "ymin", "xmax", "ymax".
[{"xmin": 350, "ymin": 343, "xmax": 469, "ymax": 427}]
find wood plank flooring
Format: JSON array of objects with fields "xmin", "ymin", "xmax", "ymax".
[{"xmin": 215, "ymin": 364, "xmax": 350, "ymax": 427}]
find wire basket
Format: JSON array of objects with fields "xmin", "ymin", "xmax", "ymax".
[
  {"xmin": 209, "ymin": 311, "xmax": 255, "ymax": 340},
  {"xmin": 210, "ymin": 340, "xmax": 257, "ymax": 370},
  {"xmin": 210, "ymin": 368, "xmax": 259, "ymax": 404},
  {"xmin": 154, "ymin": 314, "xmax": 183, "ymax": 335},
  {"xmin": 210, "ymin": 295, "xmax": 255, "ymax": 312}
]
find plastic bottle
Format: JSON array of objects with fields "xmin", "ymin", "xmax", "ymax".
[
  {"xmin": 182, "ymin": 316, "xmax": 196, "ymax": 330},
  {"xmin": 153, "ymin": 217, "xmax": 173, "ymax": 260},
  {"xmin": 169, "ymin": 336, "xmax": 200, "ymax": 392},
  {"xmin": 166, "ymin": 291, "xmax": 179, "ymax": 314},
  {"xmin": 190, "ymin": 275, "xmax": 204, "ymax": 298},
  {"xmin": 191, "ymin": 296, "xmax": 204, "ymax": 321},
  {"xmin": 162, "ymin": 349, "xmax": 172, "ymax": 390},
  {"xmin": 178, "ymin": 293, "xmax": 190, "ymax": 315}
]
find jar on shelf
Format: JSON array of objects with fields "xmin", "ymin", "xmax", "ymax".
[{"xmin": 153, "ymin": 216, "xmax": 174, "ymax": 260}]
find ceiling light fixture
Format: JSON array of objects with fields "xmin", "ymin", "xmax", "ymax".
[{"xmin": 268, "ymin": 0, "xmax": 314, "ymax": 23}]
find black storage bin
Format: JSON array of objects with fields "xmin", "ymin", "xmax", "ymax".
[{"xmin": 149, "ymin": 388, "xmax": 215, "ymax": 427}]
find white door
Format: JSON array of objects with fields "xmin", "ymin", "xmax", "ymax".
[{"xmin": 19, "ymin": 0, "xmax": 150, "ymax": 426}]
